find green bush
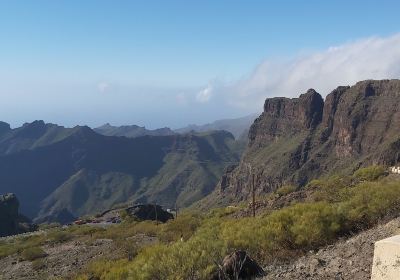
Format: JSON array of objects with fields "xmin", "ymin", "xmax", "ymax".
[
  {"xmin": 48, "ymin": 230, "xmax": 72, "ymax": 243},
  {"xmin": 158, "ymin": 213, "xmax": 202, "ymax": 242},
  {"xmin": 0, "ymin": 234, "xmax": 48, "ymax": 259},
  {"xmin": 311, "ymin": 175, "xmax": 352, "ymax": 202},
  {"xmin": 353, "ymin": 166, "xmax": 385, "ymax": 182},
  {"xmin": 21, "ymin": 247, "xmax": 47, "ymax": 261},
  {"xmin": 275, "ymin": 185, "xmax": 297, "ymax": 196},
  {"xmin": 0, "ymin": 242, "xmax": 17, "ymax": 259},
  {"xmin": 341, "ymin": 181, "xmax": 400, "ymax": 228},
  {"xmin": 38, "ymin": 223, "xmax": 61, "ymax": 230}
]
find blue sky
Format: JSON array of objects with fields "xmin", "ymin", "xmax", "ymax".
[{"xmin": 1, "ymin": 0, "xmax": 400, "ymax": 128}]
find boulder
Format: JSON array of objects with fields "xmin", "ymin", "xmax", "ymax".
[
  {"xmin": 126, "ymin": 204, "xmax": 173, "ymax": 223},
  {"xmin": 212, "ymin": 250, "xmax": 265, "ymax": 279}
]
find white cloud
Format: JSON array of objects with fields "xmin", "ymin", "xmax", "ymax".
[
  {"xmin": 214, "ymin": 33, "xmax": 400, "ymax": 110},
  {"xmin": 97, "ymin": 82, "xmax": 110, "ymax": 93},
  {"xmin": 196, "ymin": 85, "xmax": 213, "ymax": 103}
]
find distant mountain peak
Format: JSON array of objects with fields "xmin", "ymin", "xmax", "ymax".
[
  {"xmin": 175, "ymin": 113, "xmax": 259, "ymax": 140},
  {"xmin": 0, "ymin": 122, "xmax": 11, "ymax": 135},
  {"xmin": 94, "ymin": 123, "xmax": 175, "ymax": 138}
]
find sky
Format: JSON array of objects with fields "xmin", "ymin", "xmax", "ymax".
[{"xmin": 1, "ymin": 0, "xmax": 400, "ymax": 129}]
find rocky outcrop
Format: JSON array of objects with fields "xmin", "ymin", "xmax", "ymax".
[
  {"xmin": 214, "ymin": 79, "xmax": 400, "ymax": 203},
  {"xmin": 212, "ymin": 250, "xmax": 265, "ymax": 280},
  {"xmin": 126, "ymin": 204, "xmax": 174, "ymax": 223},
  {"xmin": 248, "ymin": 89, "xmax": 324, "ymax": 147},
  {"xmin": 0, "ymin": 193, "xmax": 36, "ymax": 237},
  {"xmin": 0, "ymin": 193, "xmax": 19, "ymax": 236}
]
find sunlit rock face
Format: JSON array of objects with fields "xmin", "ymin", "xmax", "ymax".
[{"xmin": 214, "ymin": 79, "xmax": 400, "ymax": 204}]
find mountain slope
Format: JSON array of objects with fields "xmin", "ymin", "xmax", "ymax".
[
  {"xmin": 94, "ymin": 123, "xmax": 175, "ymax": 138},
  {"xmin": 206, "ymin": 79, "xmax": 400, "ymax": 205},
  {"xmin": 0, "ymin": 120, "xmax": 89, "ymax": 155},
  {"xmin": 0, "ymin": 124, "xmax": 241, "ymax": 222},
  {"xmin": 175, "ymin": 114, "xmax": 258, "ymax": 140}
]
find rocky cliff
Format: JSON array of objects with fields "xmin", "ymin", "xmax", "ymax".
[
  {"xmin": 212, "ymin": 79, "xmax": 400, "ymax": 204},
  {"xmin": 0, "ymin": 193, "xmax": 36, "ymax": 237}
]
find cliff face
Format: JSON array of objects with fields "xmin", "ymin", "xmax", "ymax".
[
  {"xmin": 0, "ymin": 193, "xmax": 19, "ymax": 237},
  {"xmin": 0, "ymin": 193, "xmax": 35, "ymax": 237},
  {"xmin": 248, "ymin": 89, "xmax": 324, "ymax": 147},
  {"xmin": 214, "ymin": 79, "xmax": 400, "ymax": 204}
]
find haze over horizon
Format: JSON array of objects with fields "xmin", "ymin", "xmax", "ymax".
[{"xmin": 1, "ymin": 0, "xmax": 400, "ymax": 129}]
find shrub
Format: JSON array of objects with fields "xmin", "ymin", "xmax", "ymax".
[
  {"xmin": 275, "ymin": 185, "xmax": 297, "ymax": 196},
  {"xmin": 38, "ymin": 223, "xmax": 61, "ymax": 230},
  {"xmin": 128, "ymin": 221, "xmax": 226, "ymax": 280},
  {"xmin": 0, "ymin": 242, "xmax": 16, "ymax": 259},
  {"xmin": 78, "ymin": 259, "xmax": 130, "ymax": 280},
  {"xmin": 311, "ymin": 175, "xmax": 352, "ymax": 202},
  {"xmin": 341, "ymin": 181, "xmax": 400, "ymax": 229},
  {"xmin": 48, "ymin": 230, "xmax": 72, "ymax": 243},
  {"xmin": 353, "ymin": 166, "xmax": 385, "ymax": 182},
  {"xmin": 158, "ymin": 212, "xmax": 202, "ymax": 242},
  {"xmin": 21, "ymin": 247, "xmax": 47, "ymax": 261}
]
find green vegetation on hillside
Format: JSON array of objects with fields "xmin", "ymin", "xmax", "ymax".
[
  {"xmin": 68, "ymin": 165, "xmax": 400, "ymax": 280},
  {"xmin": 1, "ymin": 166, "xmax": 394, "ymax": 279},
  {"xmin": 20, "ymin": 247, "xmax": 47, "ymax": 261}
]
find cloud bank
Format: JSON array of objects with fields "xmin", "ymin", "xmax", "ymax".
[
  {"xmin": 196, "ymin": 85, "xmax": 213, "ymax": 103},
  {"xmin": 203, "ymin": 33, "xmax": 400, "ymax": 110}
]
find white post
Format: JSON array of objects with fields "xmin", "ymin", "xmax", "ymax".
[{"xmin": 371, "ymin": 235, "xmax": 400, "ymax": 280}]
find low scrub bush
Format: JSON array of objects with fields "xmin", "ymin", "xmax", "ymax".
[
  {"xmin": 20, "ymin": 246, "xmax": 47, "ymax": 261},
  {"xmin": 0, "ymin": 234, "xmax": 48, "ymax": 259},
  {"xmin": 353, "ymin": 165, "xmax": 385, "ymax": 182},
  {"xmin": 275, "ymin": 185, "xmax": 297, "ymax": 196},
  {"xmin": 48, "ymin": 230, "xmax": 72, "ymax": 243},
  {"xmin": 158, "ymin": 212, "xmax": 202, "ymax": 242}
]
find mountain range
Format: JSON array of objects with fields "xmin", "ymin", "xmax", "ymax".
[
  {"xmin": 94, "ymin": 114, "xmax": 258, "ymax": 141},
  {"xmin": 1, "ymin": 79, "xmax": 400, "ymax": 224},
  {"xmin": 0, "ymin": 121, "xmax": 243, "ymax": 223},
  {"xmin": 175, "ymin": 113, "xmax": 258, "ymax": 140},
  {"xmin": 94, "ymin": 123, "xmax": 175, "ymax": 138}
]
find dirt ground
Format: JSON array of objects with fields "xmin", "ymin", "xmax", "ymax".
[
  {"xmin": 263, "ymin": 217, "xmax": 400, "ymax": 280},
  {"xmin": 0, "ymin": 238, "xmax": 117, "ymax": 280},
  {"xmin": 2, "ymin": 217, "xmax": 400, "ymax": 279}
]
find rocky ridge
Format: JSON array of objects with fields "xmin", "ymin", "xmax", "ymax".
[{"xmin": 211, "ymin": 79, "xmax": 400, "ymax": 204}]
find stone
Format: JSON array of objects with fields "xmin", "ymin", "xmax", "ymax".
[
  {"xmin": 126, "ymin": 204, "xmax": 174, "ymax": 223},
  {"xmin": 211, "ymin": 250, "xmax": 265, "ymax": 280},
  {"xmin": 371, "ymin": 235, "xmax": 400, "ymax": 280}
]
